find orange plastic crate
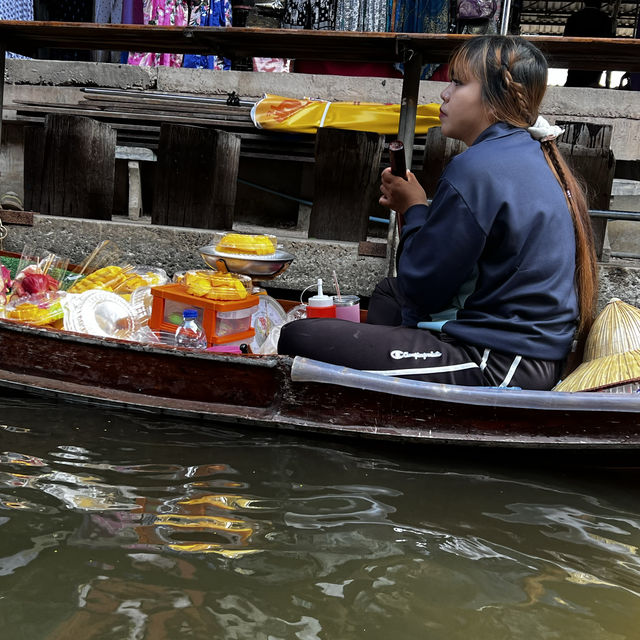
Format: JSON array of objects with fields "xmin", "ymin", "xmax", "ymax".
[{"xmin": 149, "ymin": 283, "xmax": 259, "ymax": 346}]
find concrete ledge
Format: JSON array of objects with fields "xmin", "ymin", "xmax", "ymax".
[
  {"xmin": 4, "ymin": 59, "xmax": 640, "ymax": 160},
  {"xmin": 5, "ymin": 58, "xmax": 157, "ymax": 90},
  {"xmin": 0, "ymin": 215, "xmax": 388, "ymax": 297}
]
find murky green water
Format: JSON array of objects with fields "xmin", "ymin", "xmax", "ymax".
[{"xmin": 0, "ymin": 392, "xmax": 638, "ymax": 639}]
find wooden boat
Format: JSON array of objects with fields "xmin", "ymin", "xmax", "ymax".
[{"xmin": 2, "ymin": 304, "xmax": 640, "ymax": 450}]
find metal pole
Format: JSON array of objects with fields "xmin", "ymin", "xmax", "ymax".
[
  {"xmin": 0, "ymin": 49, "xmax": 5, "ymax": 170},
  {"xmin": 396, "ymin": 49, "xmax": 422, "ymax": 170},
  {"xmin": 389, "ymin": 49, "xmax": 423, "ymax": 275},
  {"xmin": 500, "ymin": 0, "xmax": 512, "ymax": 35},
  {"xmin": 607, "ymin": 0, "xmax": 622, "ymax": 87}
]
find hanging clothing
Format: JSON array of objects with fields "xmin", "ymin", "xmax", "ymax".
[
  {"xmin": 47, "ymin": 0, "xmax": 94, "ymax": 22},
  {"xmin": 128, "ymin": 0, "xmax": 188, "ymax": 67},
  {"xmin": 457, "ymin": 0, "xmax": 502, "ymax": 35},
  {"xmin": 282, "ymin": 0, "xmax": 337, "ymax": 30},
  {"xmin": 335, "ymin": 0, "xmax": 386, "ymax": 32},
  {"xmin": 94, "ymin": 0, "xmax": 124, "ymax": 62},
  {"xmin": 95, "ymin": 0, "xmax": 124, "ymax": 23},
  {"xmin": 122, "ymin": 0, "xmax": 145, "ymax": 23},
  {"xmin": 388, "ymin": 0, "xmax": 450, "ymax": 80},
  {"xmin": 183, "ymin": 0, "xmax": 232, "ymax": 71},
  {"xmin": 0, "ymin": 0, "xmax": 33, "ymax": 21},
  {"xmin": 120, "ymin": 0, "xmax": 144, "ymax": 64},
  {"xmin": 1, "ymin": 0, "xmax": 34, "ymax": 59}
]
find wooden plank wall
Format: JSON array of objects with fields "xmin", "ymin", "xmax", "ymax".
[
  {"xmin": 24, "ymin": 114, "xmax": 115, "ymax": 220},
  {"xmin": 152, "ymin": 124, "xmax": 240, "ymax": 230}
]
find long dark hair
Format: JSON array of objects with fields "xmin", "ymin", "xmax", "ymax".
[{"xmin": 449, "ymin": 36, "xmax": 598, "ymax": 344}]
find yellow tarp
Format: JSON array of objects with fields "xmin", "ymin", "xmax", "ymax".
[{"xmin": 251, "ymin": 94, "xmax": 441, "ymax": 135}]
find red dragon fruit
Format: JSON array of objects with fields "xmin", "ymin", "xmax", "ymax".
[
  {"xmin": 0, "ymin": 264, "xmax": 11, "ymax": 305},
  {"xmin": 12, "ymin": 265, "xmax": 59, "ymax": 299}
]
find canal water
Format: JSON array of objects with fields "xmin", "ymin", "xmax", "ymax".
[{"xmin": 0, "ymin": 391, "xmax": 638, "ymax": 639}]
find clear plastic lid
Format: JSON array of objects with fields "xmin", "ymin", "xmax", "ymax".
[
  {"xmin": 213, "ymin": 232, "xmax": 277, "ymax": 256},
  {"xmin": 113, "ymin": 267, "xmax": 169, "ymax": 297},
  {"xmin": 62, "ymin": 290, "xmax": 138, "ymax": 340}
]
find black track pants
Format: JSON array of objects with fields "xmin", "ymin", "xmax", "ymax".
[{"xmin": 277, "ymin": 279, "xmax": 563, "ymax": 389}]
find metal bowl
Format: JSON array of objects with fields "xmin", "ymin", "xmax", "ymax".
[{"xmin": 199, "ymin": 245, "xmax": 295, "ymax": 279}]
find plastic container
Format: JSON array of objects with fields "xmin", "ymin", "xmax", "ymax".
[
  {"xmin": 334, "ymin": 295, "xmax": 360, "ymax": 322},
  {"xmin": 215, "ymin": 305, "xmax": 257, "ymax": 337},
  {"xmin": 149, "ymin": 283, "xmax": 259, "ymax": 346},
  {"xmin": 306, "ymin": 278, "xmax": 335, "ymax": 318},
  {"xmin": 175, "ymin": 309, "xmax": 208, "ymax": 350}
]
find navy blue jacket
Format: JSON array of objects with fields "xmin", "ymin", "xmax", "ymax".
[{"xmin": 398, "ymin": 122, "xmax": 578, "ymax": 361}]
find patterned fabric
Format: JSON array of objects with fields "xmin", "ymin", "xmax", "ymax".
[
  {"xmin": 1, "ymin": 0, "xmax": 34, "ymax": 58},
  {"xmin": 47, "ymin": 0, "xmax": 93, "ymax": 22},
  {"xmin": 128, "ymin": 0, "xmax": 188, "ymax": 67},
  {"xmin": 388, "ymin": 0, "xmax": 450, "ymax": 80},
  {"xmin": 183, "ymin": 0, "xmax": 232, "ymax": 71},
  {"xmin": 94, "ymin": 0, "xmax": 124, "ymax": 62},
  {"xmin": 282, "ymin": 0, "xmax": 337, "ymax": 30},
  {"xmin": 122, "ymin": 0, "xmax": 145, "ymax": 23},
  {"xmin": 336, "ymin": 0, "xmax": 386, "ymax": 32},
  {"xmin": 457, "ymin": 0, "xmax": 501, "ymax": 34},
  {"xmin": 95, "ymin": 0, "xmax": 124, "ymax": 23},
  {"xmin": 0, "ymin": 0, "xmax": 33, "ymax": 21}
]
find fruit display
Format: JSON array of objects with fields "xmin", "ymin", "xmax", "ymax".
[
  {"xmin": 115, "ymin": 268, "xmax": 169, "ymax": 299},
  {"xmin": 214, "ymin": 232, "xmax": 277, "ymax": 256},
  {"xmin": 68, "ymin": 265, "xmax": 131, "ymax": 294},
  {"xmin": 183, "ymin": 270, "xmax": 251, "ymax": 301},
  {"xmin": 6, "ymin": 292, "xmax": 65, "ymax": 327}
]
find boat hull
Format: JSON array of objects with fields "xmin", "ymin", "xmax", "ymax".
[{"xmin": 1, "ymin": 318, "xmax": 640, "ymax": 449}]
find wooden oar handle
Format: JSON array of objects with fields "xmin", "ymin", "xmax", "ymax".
[{"xmin": 389, "ymin": 140, "xmax": 408, "ymax": 180}]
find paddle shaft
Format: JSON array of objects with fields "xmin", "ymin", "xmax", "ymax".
[{"xmin": 389, "ymin": 140, "xmax": 408, "ymax": 234}]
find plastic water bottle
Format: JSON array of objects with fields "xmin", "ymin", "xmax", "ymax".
[{"xmin": 175, "ymin": 309, "xmax": 208, "ymax": 350}]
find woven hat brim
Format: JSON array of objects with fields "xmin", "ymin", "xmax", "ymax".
[
  {"xmin": 554, "ymin": 349, "xmax": 640, "ymax": 392},
  {"xmin": 585, "ymin": 298, "xmax": 640, "ymax": 361}
]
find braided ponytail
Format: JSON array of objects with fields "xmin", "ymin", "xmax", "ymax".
[{"xmin": 541, "ymin": 140, "xmax": 598, "ymax": 343}]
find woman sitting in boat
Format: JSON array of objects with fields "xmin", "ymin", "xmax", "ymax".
[{"xmin": 278, "ymin": 35, "xmax": 598, "ymax": 390}]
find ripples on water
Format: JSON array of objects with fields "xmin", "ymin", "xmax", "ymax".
[{"xmin": 0, "ymin": 392, "xmax": 638, "ymax": 639}]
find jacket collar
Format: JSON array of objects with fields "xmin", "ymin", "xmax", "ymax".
[{"xmin": 471, "ymin": 121, "xmax": 526, "ymax": 147}]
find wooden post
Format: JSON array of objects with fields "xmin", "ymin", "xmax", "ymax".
[
  {"xmin": 557, "ymin": 122, "xmax": 615, "ymax": 261},
  {"xmin": 0, "ymin": 49, "xmax": 5, "ymax": 164},
  {"xmin": 23, "ymin": 126, "xmax": 45, "ymax": 213},
  {"xmin": 152, "ymin": 124, "xmax": 240, "ymax": 230},
  {"xmin": 26, "ymin": 114, "xmax": 116, "ymax": 219},
  {"xmin": 308, "ymin": 128, "xmax": 384, "ymax": 242}
]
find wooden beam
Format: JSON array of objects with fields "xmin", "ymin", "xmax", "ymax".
[{"xmin": 0, "ymin": 23, "xmax": 637, "ymax": 71}]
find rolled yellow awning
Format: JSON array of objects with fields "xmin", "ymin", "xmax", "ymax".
[{"xmin": 251, "ymin": 94, "xmax": 441, "ymax": 135}]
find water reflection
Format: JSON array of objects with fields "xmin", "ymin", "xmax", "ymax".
[{"xmin": 0, "ymin": 392, "xmax": 638, "ymax": 639}]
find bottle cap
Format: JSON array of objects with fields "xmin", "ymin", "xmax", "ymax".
[
  {"xmin": 308, "ymin": 278, "xmax": 335, "ymax": 308},
  {"xmin": 183, "ymin": 308, "xmax": 198, "ymax": 319}
]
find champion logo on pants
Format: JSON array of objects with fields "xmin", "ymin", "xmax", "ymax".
[{"xmin": 390, "ymin": 350, "xmax": 442, "ymax": 360}]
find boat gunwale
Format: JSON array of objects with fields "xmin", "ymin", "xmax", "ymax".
[
  {"xmin": 2, "ymin": 316, "xmax": 640, "ymax": 415},
  {"xmin": 290, "ymin": 357, "xmax": 640, "ymax": 413}
]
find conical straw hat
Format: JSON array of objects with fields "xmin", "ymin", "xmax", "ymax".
[
  {"xmin": 584, "ymin": 298, "xmax": 640, "ymax": 362},
  {"xmin": 553, "ymin": 348, "xmax": 640, "ymax": 392}
]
